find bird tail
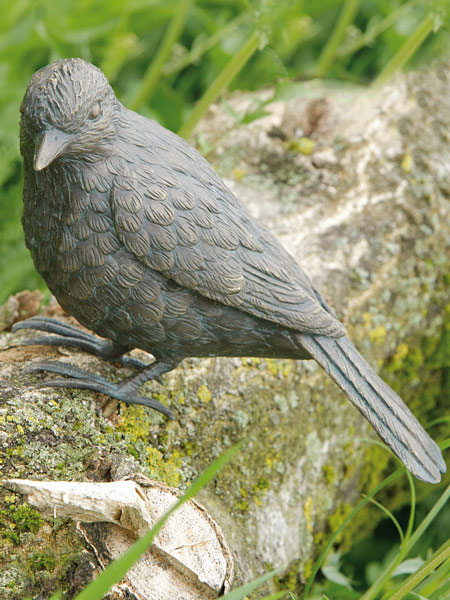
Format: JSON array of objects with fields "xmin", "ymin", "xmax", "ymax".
[{"xmin": 297, "ymin": 333, "xmax": 446, "ymax": 483}]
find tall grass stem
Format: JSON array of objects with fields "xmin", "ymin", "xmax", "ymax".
[
  {"xmin": 163, "ymin": 11, "xmax": 249, "ymax": 76},
  {"xmin": 301, "ymin": 469, "xmax": 403, "ymax": 599},
  {"xmin": 373, "ymin": 13, "xmax": 435, "ymax": 88},
  {"xmin": 337, "ymin": 0, "xmax": 420, "ymax": 58},
  {"xmin": 389, "ymin": 540, "xmax": 450, "ymax": 600},
  {"xmin": 130, "ymin": 0, "xmax": 192, "ymax": 110},
  {"xmin": 316, "ymin": 0, "xmax": 360, "ymax": 77},
  {"xmin": 178, "ymin": 32, "xmax": 260, "ymax": 139}
]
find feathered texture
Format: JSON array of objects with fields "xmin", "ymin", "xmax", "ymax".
[
  {"xmin": 20, "ymin": 59, "xmax": 111, "ymax": 132},
  {"xmin": 19, "ymin": 58, "xmax": 446, "ymax": 483},
  {"xmin": 298, "ymin": 334, "xmax": 446, "ymax": 483}
]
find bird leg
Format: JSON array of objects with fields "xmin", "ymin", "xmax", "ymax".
[
  {"xmin": 12, "ymin": 317, "xmax": 147, "ymax": 369},
  {"xmin": 24, "ymin": 358, "xmax": 179, "ymax": 418}
]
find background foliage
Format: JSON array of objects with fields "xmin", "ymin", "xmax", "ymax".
[{"xmin": 0, "ymin": 0, "xmax": 449, "ymax": 597}]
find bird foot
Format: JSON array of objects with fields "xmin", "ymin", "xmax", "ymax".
[
  {"xmin": 25, "ymin": 360, "xmax": 174, "ymax": 418},
  {"xmin": 12, "ymin": 316, "xmax": 149, "ymax": 371}
]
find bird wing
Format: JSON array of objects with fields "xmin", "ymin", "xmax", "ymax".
[{"xmin": 109, "ymin": 111, "xmax": 345, "ymax": 337}]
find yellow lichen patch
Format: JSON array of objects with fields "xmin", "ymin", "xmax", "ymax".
[
  {"xmin": 304, "ymin": 496, "xmax": 314, "ymax": 533},
  {"xmin": 285, "ymin": 137, "xmax": 316, "ymax": 155},
  {"xmin": 326, "ymin": 502, "xmax": 353, "ymax": 545},
  {"xmin": 241, "ymin": 357, "xmax": 261, "ymax": 366},
  {"xmin": 280, "ymin": 360, "xmax": 294, "ymax": 377},
  {"xmin": 116, "ymin": 403, "xmax": 182, "ymax": 486},
  {"xmin": 401, "ymin": 152, "xmax": 412, "ymax": 173},
  {"xmin": 389, "ymin": 341, "xmax": 410, "ymax": 371},
  {"xmin": 232, "ymin": 167, "xmax": 245, "ymax": 181},
  {"xmin": 362, "ymin": 312, "xmax": 372, "ymax": 328},
  {"xmin": 116, "ymin": 405, "xmax": 152, "ymax": 443},
  {"xmin": 265, "ymin": 358, "xmax": 279, "ymax": 377},
  {"xmin": 302, "ymin": 557, "xmax": 314, "ymax": 581},
  {"xmin": 197, "ymin": 384, "xmax": 212, "ymax": 403},
  {"xmin": 369, "ymin": 325, "xmax": 387, "ymax": 345},
  {"xmin": 176, "ymin": 392, "xmax": 186, "ymax": 406},
  {"xmin": 146, "ymin": 446, "xmax": 182, "ymax": 487}
]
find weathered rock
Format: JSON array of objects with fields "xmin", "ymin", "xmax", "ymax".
[
  {"xmin": 0, "ymin": 65, "xmax": 449, "ymax": 598},
  {"xmin": 0, "ymin": 290, "xmax": 43, "ymax": 332}
]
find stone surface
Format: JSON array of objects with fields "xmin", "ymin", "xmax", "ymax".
[{"xmin": 0, "ymin": 66, "xmax": 449, "ymax": 598}]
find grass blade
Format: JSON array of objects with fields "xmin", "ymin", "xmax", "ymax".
[
  {"xmin": 178, "ymin": 32, "xmax": 260, "ymax": 139},
  {"xmin": 163, "ymin": 11, "xmax": 249, "ymax": 76},
  {"xmin": 301, "ymin": 468, "xmax": 404, "ymax": 599},
  {"xmin": 71, "ymin": 441, "xmax": 243, "ymax": 600},
  {"xmin": 360, "ymin": 470, "xmax": 416, "ymax": 600},
  {"xmin": 337, "ymin": 0, "xmax": 420, "ymax": 58},
  {"xmin": 403, "ymin": 483, "xmax": 450, "ymax": 557},
  {"xmin": 389, "ymin": 541, "xmax": 450, "ymax": 600},
  {"xmin": 403, "ymin": 470, "xmax": 416, "ymax": 550},
  {"xmin": 316, "ymin": 0, "xmax": 360, "ymax": 77},
  {"xmin": 130, "ymin": 0, "xmax": 192, "ymax": 110},
  {"xmin": 373, "ymin": 13, "xmax": 436, "ymax": 88},
  {"xmin": 363, "ymin": 445, "xmax": 450, "ymax": 600},
  {"xmin": 419, "ymin": 556, "xmax": 450, "ymax": 596},
  {"xmin": 366, "ymin": 496, "xmax": 404, "ymax": 545}
]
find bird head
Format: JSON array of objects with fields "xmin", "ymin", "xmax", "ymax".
[{"xmin": 20, "ymin": 58, "xmax": 119, "ymax": 171}]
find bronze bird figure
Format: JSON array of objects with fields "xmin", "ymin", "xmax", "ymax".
[{"xmin": 17, "ymin": 58, "xmax": 445, "ymax": 483}]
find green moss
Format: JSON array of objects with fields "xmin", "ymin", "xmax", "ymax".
[
  {"xmin": 325, "ymin": 502, "xmax": 353, "ymax": 547},
  {"xmin": 304, "ymin": 497, "xmax": 314, "ymax": 533},
  {"xmin": 320, "ymin": 270, "xmax": 450, "ymax": 562},
  {"xmin": 116, "ymin": 404, "xmax": 153, "ymax": 443},
  {"xmin": 0, "ymin": 502, "xmax": 43, "ymax": 544},
  {"xmin": 9, "ymin": 504, "xmax": 42, "ymax": 534},
  {"xmin": 300, "ymin": 286, "xmax": 450, "ymax": 587},
  {"xmin": 384, "ymin": 305, "xmax": 450, "ymax": 429},
  {"xmin": 27, "ymin": 551, "xmax": 56, "ymax": 573},
  {"xmin": 302, "ymin": 557, "xmax": 314, "ymax": 581},
  {"xmin": 274, "ymin": 560, "xmax": 303, "ymax": 594},
  {"xmin": 0, "ymin": 487, "xmax": 88, "ymax": 599},
  {"xmin": 387, "ymin": 342, "xmax": 412, "ymax": 372},
  {"xmin": 0, "ymin": 230, "xmax": 448, "ymax": 598}
]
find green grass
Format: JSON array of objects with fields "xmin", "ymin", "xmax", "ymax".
[
  {"xmin": 0, "ymin": 0, "xmax": 449, "ymax": 302},
  {"xmin": 302, "ymin": 439, "xmax": 450, "ymax": 600}
]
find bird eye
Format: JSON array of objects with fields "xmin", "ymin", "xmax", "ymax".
[{"xmin": 88, "ymin": 102, "xmax": 101, "ymax": 120}]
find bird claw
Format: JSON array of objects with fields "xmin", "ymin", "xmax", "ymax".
[
  {"xmin": 13, "ymin": 317, "xmax": 151, "ymax": 371},
  {"xmin": 26, "ymin": 360, "xmax": 174, "ymax": 418}
]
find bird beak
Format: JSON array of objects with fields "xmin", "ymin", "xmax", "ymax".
[{"xmin": 34, "ymin": 128, "xmax": 72, "ymax": 171}]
